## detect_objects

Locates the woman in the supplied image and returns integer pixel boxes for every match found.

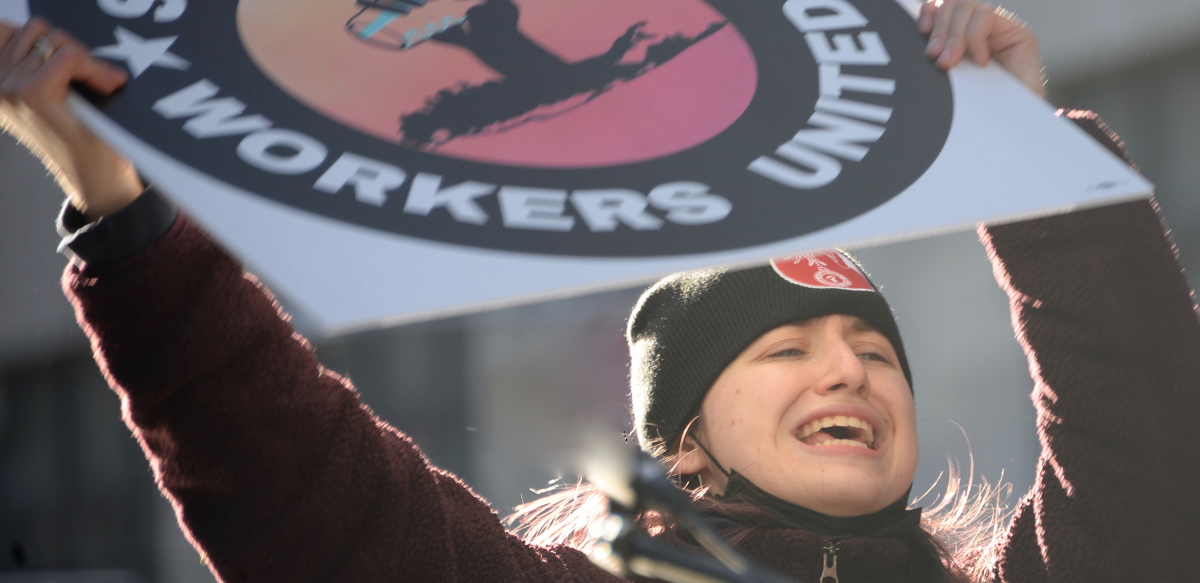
[2,1,1197,581]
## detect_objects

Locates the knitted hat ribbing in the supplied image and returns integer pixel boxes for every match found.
[627,251,911,451]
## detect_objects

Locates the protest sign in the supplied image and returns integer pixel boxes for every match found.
[0,0,1152,333]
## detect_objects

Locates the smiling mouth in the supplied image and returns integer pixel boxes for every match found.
[796,416,876,450]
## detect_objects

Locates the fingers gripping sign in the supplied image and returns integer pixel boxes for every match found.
[918,0,1045,97]
[0,17,142,219]
[1,22,124,129]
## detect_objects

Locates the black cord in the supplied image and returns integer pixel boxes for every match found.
[691,436,733,478]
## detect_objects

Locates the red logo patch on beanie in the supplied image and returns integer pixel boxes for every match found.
[770,252,875,291]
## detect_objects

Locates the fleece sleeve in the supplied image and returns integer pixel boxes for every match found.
[63,217,624,583]
[983,114,1200,582]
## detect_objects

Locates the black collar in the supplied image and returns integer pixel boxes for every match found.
[712,473,922,539]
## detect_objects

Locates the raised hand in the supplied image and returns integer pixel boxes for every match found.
[0,17,142,220]
[919,0,1046,97]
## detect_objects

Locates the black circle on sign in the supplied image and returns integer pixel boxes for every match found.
[33,0,952,257]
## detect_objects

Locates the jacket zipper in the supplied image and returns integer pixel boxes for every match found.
[820,539,840,583]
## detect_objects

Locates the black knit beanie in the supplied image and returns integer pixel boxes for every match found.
[627,251,912,451]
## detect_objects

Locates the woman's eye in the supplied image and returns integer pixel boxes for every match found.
[769,348,805,358]
[859,352,889,363]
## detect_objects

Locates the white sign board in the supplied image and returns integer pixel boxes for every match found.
[1,0,1151,334]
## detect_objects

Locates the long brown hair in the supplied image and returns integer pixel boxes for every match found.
[506,429,1013,583]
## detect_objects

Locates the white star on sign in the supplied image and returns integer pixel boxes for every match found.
[92,27,190,78]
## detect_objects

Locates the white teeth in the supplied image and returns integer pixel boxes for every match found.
[797,415,875,447]
[830,438,868,448]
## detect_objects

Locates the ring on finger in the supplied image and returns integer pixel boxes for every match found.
[32,36,54,63]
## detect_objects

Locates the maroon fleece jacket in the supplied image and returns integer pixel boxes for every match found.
[62,117,1200,582]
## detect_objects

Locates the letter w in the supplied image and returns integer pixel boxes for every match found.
[791,111,884,162]
[152,80,273,138]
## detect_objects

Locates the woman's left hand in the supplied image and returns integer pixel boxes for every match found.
[919,0,1046,97]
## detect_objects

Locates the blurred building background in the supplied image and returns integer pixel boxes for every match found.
[1,1,1198,580]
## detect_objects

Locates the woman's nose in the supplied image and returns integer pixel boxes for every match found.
[815,340,871,398]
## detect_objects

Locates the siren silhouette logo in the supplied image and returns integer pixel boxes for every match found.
[32,0,952,257]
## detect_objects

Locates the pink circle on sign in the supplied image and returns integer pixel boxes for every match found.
[238,0,758,169]
[770,252,875,291]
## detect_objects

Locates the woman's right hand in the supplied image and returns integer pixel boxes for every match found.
[1,17,142,220]
[918,0,1046,97]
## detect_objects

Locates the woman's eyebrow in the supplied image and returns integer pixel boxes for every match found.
[847,318,881,335]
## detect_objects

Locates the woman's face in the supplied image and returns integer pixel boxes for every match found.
[678,314,918,517]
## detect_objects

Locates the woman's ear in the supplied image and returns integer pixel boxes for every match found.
[669,429,731,495]
[671,434,711,476]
